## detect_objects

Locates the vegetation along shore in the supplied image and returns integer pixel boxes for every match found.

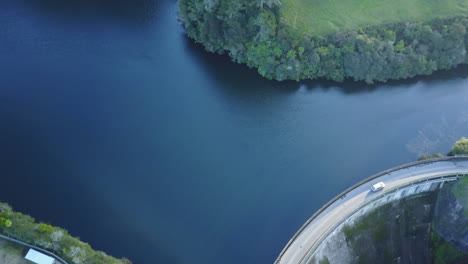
[178,0,468,83]
[0,203,130,264]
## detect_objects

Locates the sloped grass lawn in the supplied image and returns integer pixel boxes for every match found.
[0,239,30,264]
[281,0,468,35]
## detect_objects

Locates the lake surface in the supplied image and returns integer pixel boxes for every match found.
[1,1,468,263]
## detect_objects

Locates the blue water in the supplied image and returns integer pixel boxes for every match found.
[1,1,468,263]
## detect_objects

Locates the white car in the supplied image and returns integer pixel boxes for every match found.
[371,182,385,192]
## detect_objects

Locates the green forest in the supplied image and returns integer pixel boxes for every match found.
[178,0,468,83]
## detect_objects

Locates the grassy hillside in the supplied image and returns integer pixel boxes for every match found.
[281,0,468,34]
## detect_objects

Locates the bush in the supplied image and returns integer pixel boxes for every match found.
[450,137,468,155]
[418,153,444,160]
[38,223,54,233]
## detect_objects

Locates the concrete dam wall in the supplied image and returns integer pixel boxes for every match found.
[309,179,468,264]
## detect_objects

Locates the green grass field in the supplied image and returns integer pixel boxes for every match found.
[281,0,468,35]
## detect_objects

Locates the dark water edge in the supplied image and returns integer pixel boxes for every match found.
[186,35,468,94]
[1,1,468,264]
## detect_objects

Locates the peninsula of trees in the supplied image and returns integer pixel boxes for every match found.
[178,0,468,83]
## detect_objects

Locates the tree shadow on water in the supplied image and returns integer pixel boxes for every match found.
[183,34,468,96]
[302,64,468,95]
[182,36,301,98]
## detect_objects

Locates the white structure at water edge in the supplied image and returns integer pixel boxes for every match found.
[25,249,56,264]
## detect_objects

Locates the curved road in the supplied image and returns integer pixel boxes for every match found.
[275,156,468,264]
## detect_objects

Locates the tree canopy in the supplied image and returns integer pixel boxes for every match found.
[451,137,468,155]
[178,0,468,83]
